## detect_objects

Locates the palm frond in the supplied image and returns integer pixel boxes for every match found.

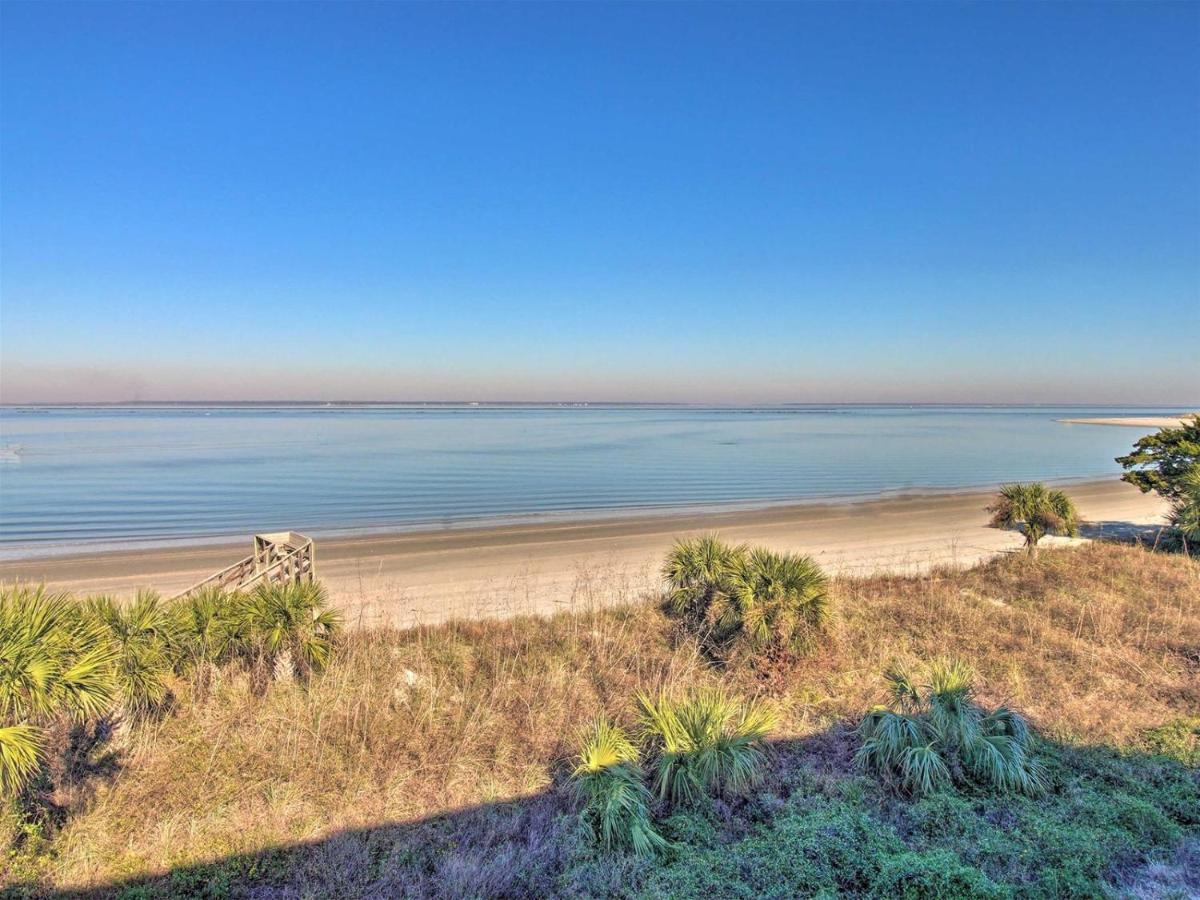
[0,723,43,797]
[884,665,922,712]
[899,743,952,796]
[574,717,639,775]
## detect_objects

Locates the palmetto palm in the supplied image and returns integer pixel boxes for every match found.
[571,717,665,856]
[172,586,248,694]
[87,591,180,719]
[662,535,828,659]
[729,547,829,654]
[662,534,745,642]
[0,586,117,795]
[636,688,777,806]
[855,659,1045,798]
[987,483,1080,556]
[238,582,342,684]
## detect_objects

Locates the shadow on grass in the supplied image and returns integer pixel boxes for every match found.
[14,718,128,843]
[22,724,1200,900]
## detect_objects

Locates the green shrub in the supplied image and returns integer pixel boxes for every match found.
[571,718,665,856]
[662,535,828,659]
[637,688,777,806]
[172,586,245,670]
[1166,467,1200,552]
[986,483,1079,555]
[855,659,1045,797]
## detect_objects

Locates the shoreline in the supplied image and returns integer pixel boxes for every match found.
[0,478,1170,627]
[0,471,1124,563]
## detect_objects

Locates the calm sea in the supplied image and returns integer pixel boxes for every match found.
[0,405,1187,557]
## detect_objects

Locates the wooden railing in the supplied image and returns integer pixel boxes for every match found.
[171,532,315,600]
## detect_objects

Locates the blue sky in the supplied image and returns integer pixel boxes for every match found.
[1,1,1197,403]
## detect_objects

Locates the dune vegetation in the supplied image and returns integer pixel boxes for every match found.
[0,532,1196,898]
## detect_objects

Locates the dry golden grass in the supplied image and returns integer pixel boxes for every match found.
[10,542,1199,893]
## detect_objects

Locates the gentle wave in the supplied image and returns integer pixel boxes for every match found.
[0,405,1186,554]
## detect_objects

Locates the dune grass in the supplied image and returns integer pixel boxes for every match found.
[2,542,1198,897]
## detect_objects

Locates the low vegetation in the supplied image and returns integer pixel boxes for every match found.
[572,718,664,857]
[662,535,829,661]
[855,659,1045,797]
[2,541,1198,897]
[986,482,1079,555]
[1118,414,1200,553]
[636,688,776,808]
[0,582,342,800]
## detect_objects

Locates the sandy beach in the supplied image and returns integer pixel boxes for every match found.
[1058,415,1195,428]
[0,478,1170,627]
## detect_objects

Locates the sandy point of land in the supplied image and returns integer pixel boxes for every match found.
[0,479,1171,629]
[1058,415,1196,428]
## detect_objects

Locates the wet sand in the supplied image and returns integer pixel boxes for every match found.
[0,478,1170,627]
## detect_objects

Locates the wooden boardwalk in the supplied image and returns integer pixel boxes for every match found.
[170,531,315,599]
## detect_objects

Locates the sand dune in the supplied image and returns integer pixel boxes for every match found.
[0,478,1171,628]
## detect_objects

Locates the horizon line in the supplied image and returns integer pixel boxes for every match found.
[3,400,1197,409]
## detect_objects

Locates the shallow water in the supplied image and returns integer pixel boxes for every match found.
[0,404,1186,555]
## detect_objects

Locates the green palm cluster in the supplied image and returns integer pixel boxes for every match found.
[0,581,341,797]
[663,535,829,660]
[855,659,1045,798]
[572,688,776,856]
[986,483,1079,555]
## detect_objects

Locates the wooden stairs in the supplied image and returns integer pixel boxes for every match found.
[171,531,316,600]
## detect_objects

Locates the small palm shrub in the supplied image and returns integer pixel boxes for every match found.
[855,659,1045,797]
[1166,466,1200,553]
[0,587,118,795]
[87,591,180,720]
[238,581,342,686]
[173,586,240,666]
[663,533,746,637]
[636,688,777,806]
[987,483,1079,556]
[730,547,831,655]
[662,535,829,660]
[571,718,666,856]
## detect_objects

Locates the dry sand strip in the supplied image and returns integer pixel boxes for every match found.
[0,479,1170,628]
[1058,415,1195,428]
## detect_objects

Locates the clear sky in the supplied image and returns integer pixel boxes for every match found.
[1,1,1197,404]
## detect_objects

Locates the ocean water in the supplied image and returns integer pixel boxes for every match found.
[0,405,1187,557]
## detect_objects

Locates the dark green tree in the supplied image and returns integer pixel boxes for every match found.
[1116,415,1200,501]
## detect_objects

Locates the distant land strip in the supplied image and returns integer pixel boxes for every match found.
[1058,415,1196,428]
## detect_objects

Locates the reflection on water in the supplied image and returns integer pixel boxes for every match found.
[0,405,1184,554]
